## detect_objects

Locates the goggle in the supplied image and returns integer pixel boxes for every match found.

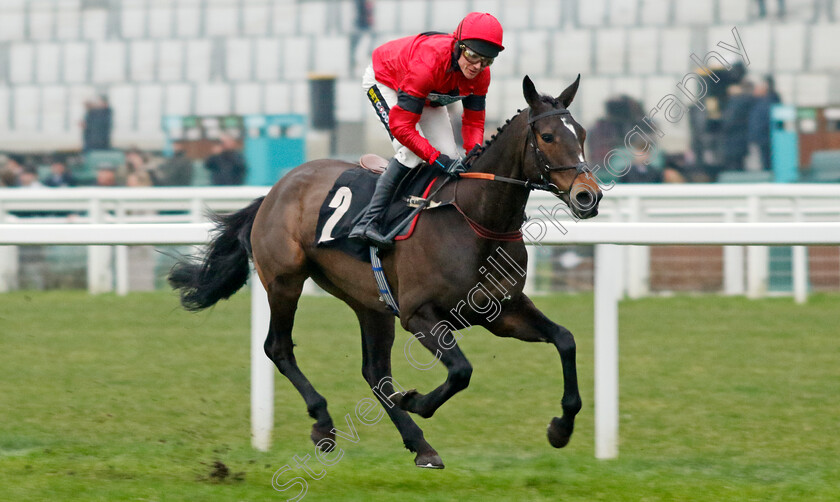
[460,45,494,67]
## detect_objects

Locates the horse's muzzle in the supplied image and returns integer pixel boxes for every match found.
[568,188,601,219]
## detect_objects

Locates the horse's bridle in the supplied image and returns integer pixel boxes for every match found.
[459,108,591,195]
[525,108,591,195]
[448,107,593,239]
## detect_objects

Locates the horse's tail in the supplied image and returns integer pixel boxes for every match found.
[168,196,265,311]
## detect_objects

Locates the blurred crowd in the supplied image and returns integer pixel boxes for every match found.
[588,62,781,184]
[0,137,247,189]
[0,91,247,189]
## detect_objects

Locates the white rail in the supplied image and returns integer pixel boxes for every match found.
[3,221,840,457]
[539,222,840,246]
[0,223,213,245]
[3,184,839,296]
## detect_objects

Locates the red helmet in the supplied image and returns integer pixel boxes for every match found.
[453,12,504,58]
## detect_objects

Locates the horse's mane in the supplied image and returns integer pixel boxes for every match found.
[464,109,521,165]
[465,94,560,166]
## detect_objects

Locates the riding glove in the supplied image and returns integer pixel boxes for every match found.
[432,154,467,177]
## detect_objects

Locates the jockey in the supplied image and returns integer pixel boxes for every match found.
[350,12,504,247]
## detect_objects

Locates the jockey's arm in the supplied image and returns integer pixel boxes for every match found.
[389,91,443,164]
[461,94,486,152]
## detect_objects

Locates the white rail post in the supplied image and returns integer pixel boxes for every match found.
[87,198,113,294]
[524,244,537,295]
[792,198,809,304]
[0,205,19,292]
[625,196,648,299]
[251,270,274,451]
[190,198,203,223]
[792,246,809,304]
[594,243,621,460]
[746,196,768,299]
[723,208,745,295]
[115,202,129,296]
[0,244,17,292]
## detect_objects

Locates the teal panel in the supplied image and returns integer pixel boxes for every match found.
[243,114,307,186]
[770,105,799,183]
[768,246,792,292]
[244,137,272,185]
[771,131,799,182]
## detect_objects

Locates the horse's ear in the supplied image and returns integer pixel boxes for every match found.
[557,74,581,108]
[522,75,540,108]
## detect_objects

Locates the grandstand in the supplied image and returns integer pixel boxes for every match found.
[0,0,837,158]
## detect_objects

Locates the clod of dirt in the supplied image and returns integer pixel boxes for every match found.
[209,461,230,480]
[205,460,245,483]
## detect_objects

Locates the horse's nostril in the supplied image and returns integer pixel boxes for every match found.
[574,191,593,210]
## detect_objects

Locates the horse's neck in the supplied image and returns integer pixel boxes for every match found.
[457,118,531,232]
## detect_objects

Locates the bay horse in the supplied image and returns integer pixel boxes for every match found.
[169,76,602,468]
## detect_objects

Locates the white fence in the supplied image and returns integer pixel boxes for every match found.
[2,184,840,296]
[529,184,840,298]
[3,219,840,457]
[0,186,268,293]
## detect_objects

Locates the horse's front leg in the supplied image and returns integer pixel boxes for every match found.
[391,304,473,419]
[484,295,582,448]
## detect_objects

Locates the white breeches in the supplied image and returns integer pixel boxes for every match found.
[362,64,460,168]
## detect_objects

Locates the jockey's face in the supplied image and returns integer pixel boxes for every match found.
[458,54,484,79]
[457,46,493,80]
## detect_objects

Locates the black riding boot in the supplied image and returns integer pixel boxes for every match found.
[349,158,412,247]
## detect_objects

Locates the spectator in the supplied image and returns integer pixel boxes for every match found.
[0,154,25,187]
[600,134,686,185]
[755,0,786,18]
[81,95,113,152]
[721,81,755,174]
[688,62,748,179]
[811,0,834,21]
[622,146,665,183]
[747,76,781,172]
[0,169,15,187]
[43,159,76,187]
[150,141,193,186]
[588,95,646,169]
[204,135,247,185]
[355,0,372,30]
[96,164,118,187]
[18,166,45,189]
[124,148,154,187]
[625,148,687,184]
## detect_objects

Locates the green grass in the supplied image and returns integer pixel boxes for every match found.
[1,291,839,501]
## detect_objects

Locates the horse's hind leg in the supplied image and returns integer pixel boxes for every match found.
[264,272,335,447]
[355,308,443,468]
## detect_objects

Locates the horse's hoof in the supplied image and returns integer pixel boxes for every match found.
[415,451,444,469]
[547,416,574,448]
[311,424,336,450]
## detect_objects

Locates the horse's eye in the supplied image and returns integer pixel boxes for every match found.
[540,133,554,143]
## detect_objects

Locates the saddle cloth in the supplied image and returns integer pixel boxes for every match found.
[314,159,445,262]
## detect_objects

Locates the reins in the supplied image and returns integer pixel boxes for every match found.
[457,171,554,192]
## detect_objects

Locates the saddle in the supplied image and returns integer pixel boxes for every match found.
[314,155,450,262]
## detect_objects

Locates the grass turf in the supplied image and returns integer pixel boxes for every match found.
[1,290,838,501]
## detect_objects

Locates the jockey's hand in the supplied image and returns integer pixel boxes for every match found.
[433,154,467,177]
[467,144,483,158]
